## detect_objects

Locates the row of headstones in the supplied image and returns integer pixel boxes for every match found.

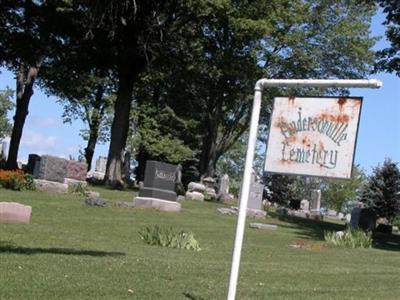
[27,154,87,182]
[299,190,321,212]
[133,160,266,214]
[25,154,88,193]
[87,154,131,182]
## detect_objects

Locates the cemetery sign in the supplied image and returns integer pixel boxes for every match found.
[264,96,362,179]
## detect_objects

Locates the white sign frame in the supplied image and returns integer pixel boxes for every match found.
[264,96,362,179]
[227,79,382,300]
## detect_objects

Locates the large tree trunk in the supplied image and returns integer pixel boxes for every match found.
[104,68,135,187]
[6,62,41,170]
[135,146,149,183]
[199,109,220,178]
[84,85,104,171]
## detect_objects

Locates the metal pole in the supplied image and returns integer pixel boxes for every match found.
[227,78,382,300]
[227,89,262,300]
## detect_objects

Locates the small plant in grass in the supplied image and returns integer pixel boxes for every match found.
[392,216,400,228]
[324,228,372,248]
[139,225,201,251]
[0,169,35,191]
[68,182,88,196]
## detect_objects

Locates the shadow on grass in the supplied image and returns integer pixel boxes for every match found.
[0,242,125,257]
[276,215,345,241]
[371,232,400,252]
[274,215,400,251]
[183,292,205,300]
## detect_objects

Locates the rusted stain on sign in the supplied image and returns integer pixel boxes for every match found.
[264,96,362,179]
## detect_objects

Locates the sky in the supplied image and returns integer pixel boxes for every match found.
[0,10,399,174]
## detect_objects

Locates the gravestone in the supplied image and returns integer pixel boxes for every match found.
[33,155,67,183]
[300,199,310,211]
[186,181,206,201]
[66,160,87,181]
[174,164,185,196]
[95,156,107,173]
[238,176,266,219]
[0,202,32,223]
[26,154,41,174]
[0,139,8,160]
[218,174,232,202]
[134,160,181,211]
[248,182,264,210]
[202,177,217,200]
[219,174,230,195]
[310,189,321,212]
[349,207,376,231]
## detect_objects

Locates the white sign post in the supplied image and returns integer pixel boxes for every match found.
[227,79,382,300]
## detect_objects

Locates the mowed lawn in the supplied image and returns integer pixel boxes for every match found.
[1,187,399,300]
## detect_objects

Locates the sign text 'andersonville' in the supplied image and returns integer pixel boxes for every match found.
[264,96,362,179]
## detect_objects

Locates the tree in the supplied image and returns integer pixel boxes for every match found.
[72,1,174,187]
[0,88,14,139]
[361,158,400,223]
[322,165,366,211]
[129,101,194,181]
[40,65,115,171]
[264,174,300,206]
[375,0,400,76]
[144,0,377,179]
[0,0,74,169]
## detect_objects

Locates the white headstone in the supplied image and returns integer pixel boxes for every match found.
[95,156,107,173]
[310,189,321,211]
[300,199,310,211]
[219,174,230,196]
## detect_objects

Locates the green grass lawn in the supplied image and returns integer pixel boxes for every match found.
[1,187,399,300]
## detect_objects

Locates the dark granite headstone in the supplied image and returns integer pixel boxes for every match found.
[358,209,376,231]
[350,207,376,231]
[138,160,177,201]
[33,155,67,183]
[26,154,41,174]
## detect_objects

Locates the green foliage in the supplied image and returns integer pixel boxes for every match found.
[322,165,367,211]
[139,225,201,251]
[0,170,35,191]
[264,174,300,206]
[361,158,400,223]
[2,187,400,298]
[67,182,88,196]
[217,131,267,195]
[0,88,14,139]
[130,104,193,164]
[375,0,400,76]
[392,216,400,228]
[324,229,372,249]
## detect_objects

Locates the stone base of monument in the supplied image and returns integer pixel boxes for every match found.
[246,208,267,219]
[216,207,266,219]
[133,197,181,212]
[64,178,87,188]
[34,179,68,193]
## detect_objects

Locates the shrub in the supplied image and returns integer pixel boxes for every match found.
[0,169,35,191]
[68,182,88,195]
[139,225,201,251]
[392,216,400,228]
[361,158,400,223]
[324,229,372,249]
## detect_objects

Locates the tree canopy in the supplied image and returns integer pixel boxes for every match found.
[0,88,14,139]
[375,0,400,76]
